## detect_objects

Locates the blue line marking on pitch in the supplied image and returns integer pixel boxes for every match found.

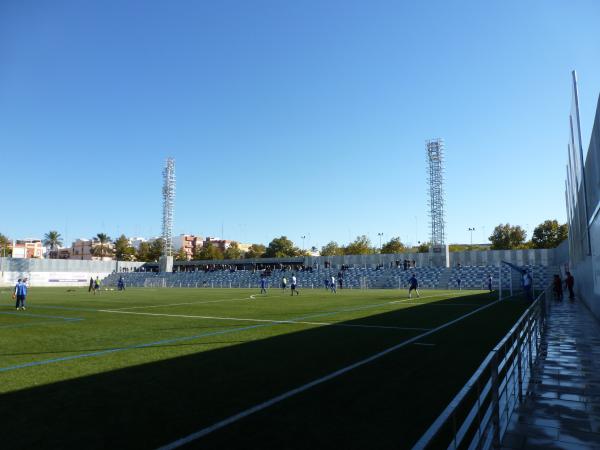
[0,321,82,330]
[0,311,83,322]
[0,323,266,373]
[0,295,451,373]
[26,305,100,313]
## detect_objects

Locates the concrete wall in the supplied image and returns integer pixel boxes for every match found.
[305,248,554,268]
[567,94,600,319]
[574,210,600,318]
[450,248,555,267]
[305,252,432,268]
[554,239,569,267]
[176,248,558,270]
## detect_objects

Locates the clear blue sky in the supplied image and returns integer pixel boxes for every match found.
[1,0,599,250]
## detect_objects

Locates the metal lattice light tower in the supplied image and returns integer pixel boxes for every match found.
[162,158,176,257]
[426,139,446,245]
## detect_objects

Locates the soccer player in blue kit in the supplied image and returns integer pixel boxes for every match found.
[408,274,420,298]
[13,278,28,310]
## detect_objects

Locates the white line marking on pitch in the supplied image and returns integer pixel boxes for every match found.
[155,298,503,450]
[109,291,464,312]
[107,296,257,311]
[399,302,484,307]
[389,292,465,304]
[98,310,430,331]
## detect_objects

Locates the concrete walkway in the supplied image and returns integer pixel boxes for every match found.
[502,298,600,450]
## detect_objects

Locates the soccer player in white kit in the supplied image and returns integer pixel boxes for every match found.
[290,274,299,296]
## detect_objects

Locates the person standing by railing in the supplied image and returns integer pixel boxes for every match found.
[553,274,563,301]
[565,271,575,300]
[523,271,533,301]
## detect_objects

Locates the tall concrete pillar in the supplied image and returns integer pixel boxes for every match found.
[159,256,173,273]
[430,244,450,267]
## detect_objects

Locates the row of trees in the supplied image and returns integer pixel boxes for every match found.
[175,241,252,261]
[488,220,568,250]
[43,231,167,261]
[175,237,299,261]
[177,235,410,260]
[114,219,569,261]
[0,219,568,262]
[318,220,567,255]
[174,219,567,261]
[319,235,408,256]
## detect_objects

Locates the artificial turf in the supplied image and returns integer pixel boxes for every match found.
[0,287,528,449]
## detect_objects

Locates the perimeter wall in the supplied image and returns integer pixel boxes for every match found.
[0,258,144,287]
[567,93,600,318]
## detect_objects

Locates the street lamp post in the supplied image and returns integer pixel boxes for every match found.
[468,227,476,247]
[301,235,306,251]
[415,216,418,245]
[377,232,384,267]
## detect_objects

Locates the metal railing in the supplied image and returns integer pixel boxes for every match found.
[412,287,549,450]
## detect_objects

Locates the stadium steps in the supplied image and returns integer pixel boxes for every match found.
[102,265,550,291]
[437,267,452,288]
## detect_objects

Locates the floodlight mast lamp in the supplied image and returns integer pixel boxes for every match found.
[162,158,176,257]
[426,139,446,246]
[468,227,476,247]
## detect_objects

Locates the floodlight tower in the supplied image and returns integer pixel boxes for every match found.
[161,157,176,258]
[426,139,446,246]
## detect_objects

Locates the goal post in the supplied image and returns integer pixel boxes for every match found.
[143,277,166,288]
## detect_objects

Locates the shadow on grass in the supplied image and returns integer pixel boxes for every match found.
[0,293,527,450]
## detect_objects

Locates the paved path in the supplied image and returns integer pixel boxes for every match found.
[502,298,600,450]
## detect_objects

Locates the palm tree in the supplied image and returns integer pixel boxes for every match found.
[0,233,9,257]
[94,233,112,259]
[43,231,63,258]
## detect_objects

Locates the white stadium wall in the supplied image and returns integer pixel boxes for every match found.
[1,270,113,287]
[449,248,555,267]
[183,248,559,270]
[0,258,145,287]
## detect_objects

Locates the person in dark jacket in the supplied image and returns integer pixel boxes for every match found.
[565,272,575,300]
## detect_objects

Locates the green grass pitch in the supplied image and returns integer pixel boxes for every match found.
[0,287,528,449]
